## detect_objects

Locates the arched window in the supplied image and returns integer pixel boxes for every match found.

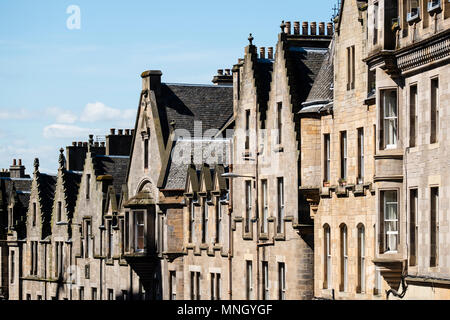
[340,224,348,292]
[357,224,365,293]
[323,224,331,289]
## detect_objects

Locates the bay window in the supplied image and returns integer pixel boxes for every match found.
[380,190,399,253]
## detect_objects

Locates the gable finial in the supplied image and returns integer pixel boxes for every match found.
[88,134,94,152]
[280,20,286,34]
[248,33,254,46]
[58,148,66,168]
[33,158,39,173]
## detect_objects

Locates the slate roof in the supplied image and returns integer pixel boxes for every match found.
[62,170,81,220]
[156,84,234,142]
[304,46,334,103]
[0,177,32,210]
[93,155,129,196]
[255,59,273,127]
[286,46,329,109]
[162,139,230,190]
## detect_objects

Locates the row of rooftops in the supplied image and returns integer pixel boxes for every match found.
[1,19,335,240]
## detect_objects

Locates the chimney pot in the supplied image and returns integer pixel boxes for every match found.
[327,22,333,36]
[294,22,300,35]
[19,159,22,166]
[110,128,115,135]
[268,47,274,59]
[124,129,129,135]
[13,159,16,166]
[225,69,231,76]
[285,21,291,34]
[218,69,224,76]
[319,22,325,35]
[83,142,88,147]
[78,142,83,147]
[260,47,266,59]
[302,22,309,35]
[118,129,123,135]
[131,129,135,136]
[72,141,77,146]
[310,22,317,35]
[94,142,99,147]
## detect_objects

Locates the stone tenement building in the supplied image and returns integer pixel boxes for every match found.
[1,0,450,301]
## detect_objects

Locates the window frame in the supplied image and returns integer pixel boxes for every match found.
[380,89,399,150]
[357,128,364,183]
[430,77,439,144]
[245,180,252,234]
[380,190,399,253]
[134,210,146,253]
[277,177,285,234]
[324,134,331,183]
[430,186,439,267]
[261,179,268,234]
[278,262,286,300]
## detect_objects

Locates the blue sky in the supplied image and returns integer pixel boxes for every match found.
[0,0,336,174]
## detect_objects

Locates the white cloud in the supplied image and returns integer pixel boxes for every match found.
[0,108,31,120]
[43,124,100,139]
[79,102,135,123]
[45,107,78,124]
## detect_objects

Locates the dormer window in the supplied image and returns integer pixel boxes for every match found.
[407,0,421,23]
[427,0,441,14]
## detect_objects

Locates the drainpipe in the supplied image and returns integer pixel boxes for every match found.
[255,100,260,300]
[228,162,233,300]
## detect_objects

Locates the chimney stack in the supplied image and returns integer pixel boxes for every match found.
[212,68,233,85]
[268,47,274,59]
[118,129,123,136]
[302,22,309,35]
[10,158,25,178]
[94,142,99,147]
[285,21,291,34]
[141,70,162,97]
[260,47,266,59]
[294,22,300,35]
[319,22,325,35]
[125,129,130,135]
[327,22,333,36]
[310,22,317,35]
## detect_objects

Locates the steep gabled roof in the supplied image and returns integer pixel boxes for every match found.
[0,177,32,236]
[254,58,274,128]
[304,44,334,104]
[93,155,129,197]
[157,84,234,141]
[161,139,230,190]
[285,44,329,109]
[36,172,57,238]
[62,170,82,221]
